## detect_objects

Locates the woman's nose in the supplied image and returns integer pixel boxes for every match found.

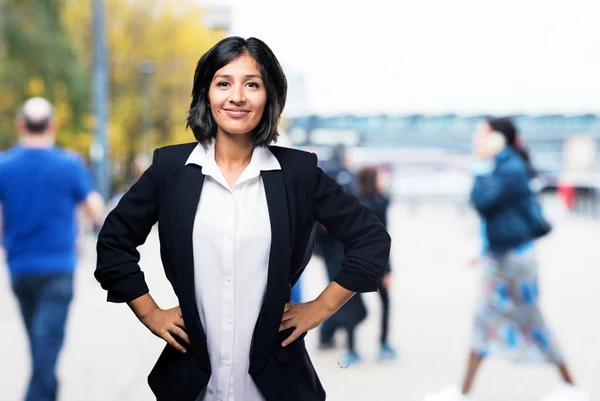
[229,86,245,103]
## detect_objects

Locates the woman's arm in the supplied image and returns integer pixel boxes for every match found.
[94,149,190,353]
[94,149,160,302]
[470,159,529,216]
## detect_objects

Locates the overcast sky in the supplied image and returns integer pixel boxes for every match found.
[206,0,600,115]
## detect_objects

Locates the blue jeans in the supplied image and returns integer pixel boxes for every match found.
[11,273,74,401]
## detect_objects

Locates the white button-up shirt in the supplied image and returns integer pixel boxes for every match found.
[186,142,280,401]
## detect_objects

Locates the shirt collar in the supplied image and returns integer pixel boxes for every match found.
[185,141,281,186]
[186,141,280,170]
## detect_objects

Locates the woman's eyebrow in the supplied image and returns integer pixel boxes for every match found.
[214,74,263,80]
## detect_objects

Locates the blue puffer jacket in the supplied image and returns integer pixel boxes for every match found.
[470,148,534,252]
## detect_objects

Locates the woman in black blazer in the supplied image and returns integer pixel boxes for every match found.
[95,36,391,401]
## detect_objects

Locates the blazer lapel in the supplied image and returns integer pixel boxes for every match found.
[249,169,292,374]
[172,164,211,372]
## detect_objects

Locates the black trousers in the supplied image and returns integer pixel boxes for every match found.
[377,279,390,345]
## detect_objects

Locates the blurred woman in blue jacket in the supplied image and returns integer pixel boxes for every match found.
[425,117,587,401]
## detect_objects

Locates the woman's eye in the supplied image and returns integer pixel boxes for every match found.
[247,82,260,88]
[216,81,230,87]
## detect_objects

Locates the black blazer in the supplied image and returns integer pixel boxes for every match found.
[95,143,391,401]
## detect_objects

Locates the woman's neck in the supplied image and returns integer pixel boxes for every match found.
[214,131,254,168]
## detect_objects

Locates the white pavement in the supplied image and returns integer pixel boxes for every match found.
[1,203,599,401]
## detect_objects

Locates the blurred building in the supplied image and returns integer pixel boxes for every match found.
[286,114,600,174]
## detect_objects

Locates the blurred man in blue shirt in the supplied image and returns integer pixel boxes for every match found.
[0,97,104,401]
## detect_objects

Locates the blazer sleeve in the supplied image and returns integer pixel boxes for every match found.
[311,153,391,293]
[94,149,160,303]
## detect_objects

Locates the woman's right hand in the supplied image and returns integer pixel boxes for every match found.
[473,131,506,159]
[141,306,190,353]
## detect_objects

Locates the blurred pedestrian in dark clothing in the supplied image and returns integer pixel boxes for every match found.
[320,143,356,195]
[315,143,357,276]
[316,144,370,365]
[316,144,357,346]
[355,166,397,361]
[319,166,397,366]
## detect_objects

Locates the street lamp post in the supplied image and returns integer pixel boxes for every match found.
[138,59,155,156]
[92,0,110,200]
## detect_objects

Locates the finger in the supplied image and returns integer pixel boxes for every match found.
[284,303,292,312]
[174,314,186,329]
[280,310,293,322]
[162,332,187,353]
[282,328,302,347]
[175,306,183,318]
[278,319,294,332]
[170,325,190,345]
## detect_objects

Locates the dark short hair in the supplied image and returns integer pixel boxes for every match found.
[187,36,287,147]
[357,166,380,197]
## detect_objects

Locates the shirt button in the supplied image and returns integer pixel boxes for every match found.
[227,319,232,325]
[223,361,230,366]
[224,277,232,283]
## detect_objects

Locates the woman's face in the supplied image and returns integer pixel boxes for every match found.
[472,120,493,148]
[475,121,494,137]
[208,54,267,138]
[473,120,507,158]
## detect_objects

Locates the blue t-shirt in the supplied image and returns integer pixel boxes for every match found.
[0,146,94,277]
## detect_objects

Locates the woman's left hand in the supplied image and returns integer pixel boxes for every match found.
[279,300,331,347]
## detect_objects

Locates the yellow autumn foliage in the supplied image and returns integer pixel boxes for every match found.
[61,0,223,183]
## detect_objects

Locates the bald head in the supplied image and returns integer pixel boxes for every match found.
[18,97,55,135]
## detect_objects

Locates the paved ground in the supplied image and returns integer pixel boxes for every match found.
[1,202,598,401]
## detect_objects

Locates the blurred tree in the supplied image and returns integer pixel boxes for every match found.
[0,0,222,190]
[0,0,88,149]
[63,0,223,188]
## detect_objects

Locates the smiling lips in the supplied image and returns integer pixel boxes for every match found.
[223,109,250,118]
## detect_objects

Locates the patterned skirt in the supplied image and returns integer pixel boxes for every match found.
[471,247,563,364]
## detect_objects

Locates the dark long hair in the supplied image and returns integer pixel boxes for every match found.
[187,37,287,147]
[486,116,536,177]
